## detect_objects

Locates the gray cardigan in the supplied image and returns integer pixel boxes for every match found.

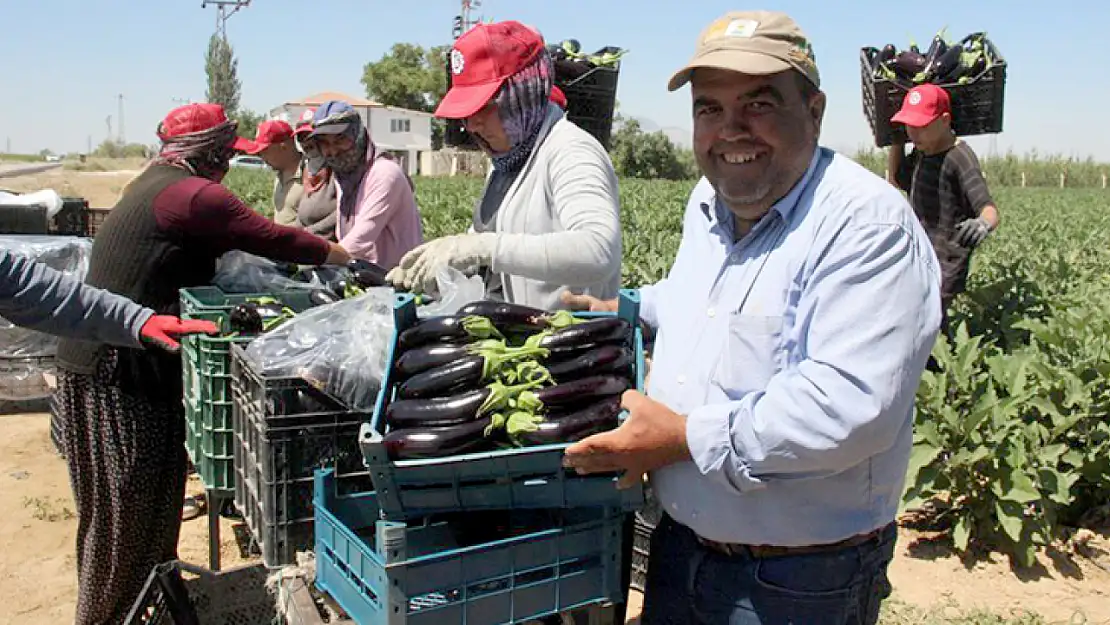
[479,104,623,311]
[0,248,152,348]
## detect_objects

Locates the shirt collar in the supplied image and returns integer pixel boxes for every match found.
[698,146,823,228]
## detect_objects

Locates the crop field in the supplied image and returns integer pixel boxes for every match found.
[225,164,1110,568]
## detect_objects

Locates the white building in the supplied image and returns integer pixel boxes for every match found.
[268,91,433,176]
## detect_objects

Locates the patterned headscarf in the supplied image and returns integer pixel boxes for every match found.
[154,119,239,180]
[487,49,554,172]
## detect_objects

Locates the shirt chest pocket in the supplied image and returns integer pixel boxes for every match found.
[713,313,785,398]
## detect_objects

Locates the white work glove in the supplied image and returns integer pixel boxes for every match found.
[953,217,991,248]
[386,233,497,295]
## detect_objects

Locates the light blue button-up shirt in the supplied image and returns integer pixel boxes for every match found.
[640,147,941,547]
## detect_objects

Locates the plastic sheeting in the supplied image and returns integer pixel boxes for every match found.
[0,235,94,400]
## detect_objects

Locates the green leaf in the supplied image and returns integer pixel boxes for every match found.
[1002,471,1042,504]
[995,500,1025,543]
[953,513,971,551]
[905,443,942,485]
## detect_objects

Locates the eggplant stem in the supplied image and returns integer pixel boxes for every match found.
[461,315,505,341]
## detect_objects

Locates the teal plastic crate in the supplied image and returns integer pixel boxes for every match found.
[313,468,627,625]
[179,286,317,494]
[359,290,646,521]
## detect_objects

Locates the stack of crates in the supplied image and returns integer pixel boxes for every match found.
[178,286,319,569]
[311,290,647,624]
[229,342,375,568]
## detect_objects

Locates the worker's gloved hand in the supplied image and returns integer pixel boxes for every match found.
[953,217,992,248]
[386,233,497,295]
[139,316,219,353]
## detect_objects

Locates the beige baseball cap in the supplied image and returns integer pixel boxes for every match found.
[668,11,820,92]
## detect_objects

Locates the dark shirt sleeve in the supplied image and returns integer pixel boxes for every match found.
[155,178,331,265]
[950,144,995,215]
[894,148,916,193]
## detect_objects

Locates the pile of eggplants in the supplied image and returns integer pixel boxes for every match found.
[379,301,636,460]
[865,30,998,90]
[226,296,299,336]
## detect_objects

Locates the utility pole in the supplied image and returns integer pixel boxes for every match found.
[458,0,481,37]
[202,0,251,40]
[118,94,125,144]
[106,116,112,143]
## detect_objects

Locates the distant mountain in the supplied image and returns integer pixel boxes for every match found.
[618,116,692,149]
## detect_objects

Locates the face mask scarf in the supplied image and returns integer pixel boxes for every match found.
[315,111,370,176]
[488,49,554,172]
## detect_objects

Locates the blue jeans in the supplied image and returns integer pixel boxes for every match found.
[641,514,896,625]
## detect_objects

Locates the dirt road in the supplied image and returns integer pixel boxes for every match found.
[0,163,63,180]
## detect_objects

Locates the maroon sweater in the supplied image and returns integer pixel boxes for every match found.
[57,164,330,397]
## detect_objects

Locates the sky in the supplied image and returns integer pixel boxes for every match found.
[3,0,1109,161]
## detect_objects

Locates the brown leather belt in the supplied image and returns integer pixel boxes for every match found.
[696,526,887,559]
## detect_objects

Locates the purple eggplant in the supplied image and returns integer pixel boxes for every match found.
[456,301,552,333]
[546,345,632,382]
[535,317,629,353]
[397,315,503,351]
[386,387,492,428]
[397,354,484,400]
[528,374,631,411]
[516,396,623,446]
[308,289,341,306]
[394,343,475,379]
[893,51,927,80]
[383,416,493,459]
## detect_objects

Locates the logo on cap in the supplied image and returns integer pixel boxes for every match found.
[451,49,465,75]
[704,17,760,43]
[908,91,922,105]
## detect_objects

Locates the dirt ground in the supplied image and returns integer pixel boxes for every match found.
[0,166,143,208]
[2,413,1108,625]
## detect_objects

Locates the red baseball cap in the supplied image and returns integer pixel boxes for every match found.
[158,103,252,151]
[293,108,317,136]
[550,86,567,109]
[436,20,544,119]
[891,84,951,128]
[240,119,294,154]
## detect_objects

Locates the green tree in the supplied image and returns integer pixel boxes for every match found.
[205,34,241,116]
[609,117,696,180]
[233,109,263,139]
[93,140,150,158]
[361,43,451,147]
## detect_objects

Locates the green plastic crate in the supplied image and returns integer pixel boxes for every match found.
[179,286,317,494]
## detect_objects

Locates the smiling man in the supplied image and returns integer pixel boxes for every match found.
[562,10,942,624]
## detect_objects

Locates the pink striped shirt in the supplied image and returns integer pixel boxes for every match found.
[335,151,424,268]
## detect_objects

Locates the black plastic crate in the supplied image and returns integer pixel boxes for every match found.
[0,196,92,236]
[861,36,1007,147]
[629,483,660,592]
[0,355,54,401]
[123,560,277,625]
[558,65,620,150]
[230,344,374,568]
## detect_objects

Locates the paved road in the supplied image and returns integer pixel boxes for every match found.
[0,162,62,179]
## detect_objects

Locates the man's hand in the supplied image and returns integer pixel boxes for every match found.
[560,291,618,312]
[563,390,690,489]
[139,316,219,353]
[386,233,496,294]
[953,217,991,248]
